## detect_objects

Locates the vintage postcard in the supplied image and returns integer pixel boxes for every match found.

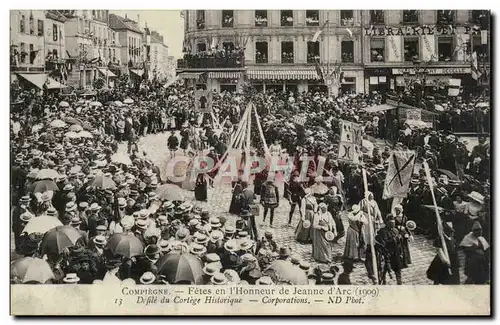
[10,8,491,316]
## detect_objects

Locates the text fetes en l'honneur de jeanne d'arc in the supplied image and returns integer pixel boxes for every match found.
[121,287,377,306]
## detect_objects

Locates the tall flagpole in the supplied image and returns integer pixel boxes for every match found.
[326,11,330,74]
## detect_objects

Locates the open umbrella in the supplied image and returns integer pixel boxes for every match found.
[40,226,83,255]
[36,168,60,180]
[155,183,185,201]
[90,101,103,107]
[263,260,308,285]
[59,101,70,108]
[63,117,83,125]
[90,174,116,189]
[31,180,59,193]
[65,131,81,139]
[105,233,144,258]
[49,119,67,128]
[22,215,63,235]
[156,252,204,284]
[11,257,55,284]
[69,124,83,132]
[124,98,134,104]
[111,152,132,165]
[436,169,459,181]
[27,168,40,179]
[78,130,93,138]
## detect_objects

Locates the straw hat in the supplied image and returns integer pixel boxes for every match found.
[139,272,156,285]
[325,231,335,241]
[468,191,485,204]
[255,276,274,285]
[93,235,107,246]
[210,273,228,285]
[202,262,220,277]
[63,273,80,284]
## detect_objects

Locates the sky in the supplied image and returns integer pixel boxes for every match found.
[111,10,184,59]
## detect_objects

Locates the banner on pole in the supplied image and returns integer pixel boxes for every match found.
[405,109,422,121]
[382,150,416,199]
[194,90,213,113]
[337,141,360,163]
[293,115,307,126]
[339,120,362,145]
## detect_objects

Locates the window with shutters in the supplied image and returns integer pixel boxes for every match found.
[307,42,320,63]
[29,44,35,64]
[341,41,354,63]
[438,37,453,62]
[370,38,385,62]
[281,41,294,63]
[29,13,34,35]
[20,43,26,63]
[255,42,268,63]
[196,10,205,30]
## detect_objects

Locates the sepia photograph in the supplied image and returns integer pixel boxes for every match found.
[9,7,491,316]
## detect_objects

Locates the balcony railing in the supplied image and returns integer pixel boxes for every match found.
[255,17,268,27]
[178,51,245,68]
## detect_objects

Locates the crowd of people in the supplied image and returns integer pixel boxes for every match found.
[10,76,490,286]
[180,47,245,69]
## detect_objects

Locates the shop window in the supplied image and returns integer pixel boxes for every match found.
[402,10,418,24]
[307,41,320,63]
[438,37,453,62]
[341,83,356,94]
[370,10,384,24]
[37,20,44,36]
[306,10,319,26]
[20,15,25,33]
[256,42,268,63]
[404,38,419,62]
[222,10,234,28]
[341,10,353,26]
[255,10,268,27]
[53,24,58,42]
[281,41,294,63]
[437,10,454,25]
[341,41,354,63]
[222,42,234,52]
[281,10,293,27]
[196,43,206,53]
[370,38,385,62]
[196,10,205,30]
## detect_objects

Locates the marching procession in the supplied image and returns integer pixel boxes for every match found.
[10,72,491,286]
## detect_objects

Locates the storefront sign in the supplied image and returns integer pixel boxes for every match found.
[364,25,481,37]
[406,109,422,121]
[392,67,471,75]
[365,68,392,75]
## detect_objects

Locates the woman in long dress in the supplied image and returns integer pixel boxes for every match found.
[393,204,412,266]
[343,204,366,262]
[181,152,197,191]
[194,173,209,201]
[295,201,314,244]
[359,191,384,232]
[311,203,336,263]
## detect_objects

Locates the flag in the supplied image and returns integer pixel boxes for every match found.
[345,27,353,38]
[448,79,461,96]
[312,20,329,42]
[481,30,488,45]
[471,51,482,80]
[382,150,416,199]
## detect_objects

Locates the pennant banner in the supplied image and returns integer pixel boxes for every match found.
[382,150,416,199]
[337,141,360,163]
[339,120,362,145]
[386,36,402,62]
[194,90,213,113]
[421,35,436,61]
[454,33,470,61]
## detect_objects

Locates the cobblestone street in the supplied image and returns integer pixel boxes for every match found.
[118,131,469,285]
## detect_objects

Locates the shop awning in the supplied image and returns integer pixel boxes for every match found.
[17,73,66,90]
[98,68,117,78]
[178,72,205,79]
[247,68,320,80]
[130,69,144,77]
[208,71,242,79]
